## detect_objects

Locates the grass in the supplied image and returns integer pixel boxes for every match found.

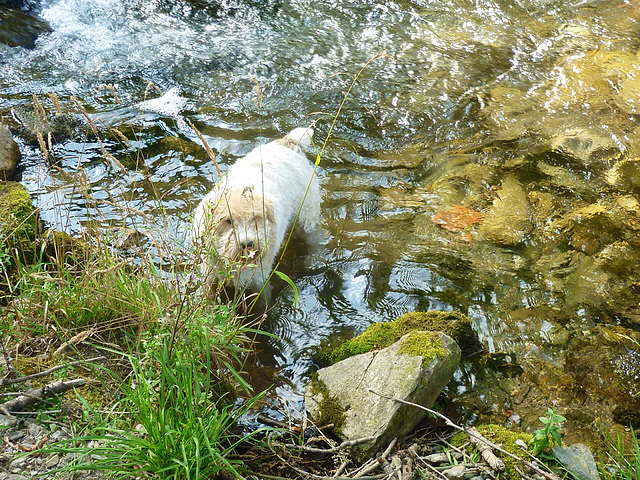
[38,325,264,479]
[0,87,278,478]
[3,227,267,477]
[601,427,640,480]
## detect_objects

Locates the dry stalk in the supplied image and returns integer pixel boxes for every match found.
[187,119,221,177]
[71,96,127,173]
[98,83,122,103]
[144,81,163,99]
[53,329,98,356]
[109,127,131,147]
[251,76,263,109]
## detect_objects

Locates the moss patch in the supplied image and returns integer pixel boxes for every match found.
[0,182,40,281]
[452,424,533,480]
[316,311,477,366]
[308,374,347,437]
[397,331,446,363]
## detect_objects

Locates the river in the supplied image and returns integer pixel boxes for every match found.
[2,0,639,442]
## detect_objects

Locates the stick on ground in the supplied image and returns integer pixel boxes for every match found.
[0,379,86,415]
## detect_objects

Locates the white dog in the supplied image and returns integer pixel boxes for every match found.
[192,127,320,293]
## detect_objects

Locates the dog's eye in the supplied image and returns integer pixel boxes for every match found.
[223,218,232,226]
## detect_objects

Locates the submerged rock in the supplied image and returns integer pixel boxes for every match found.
[8,103,84,147]
[0,124,20,180]
[480,176,531,246]
[548,127,620,166]
[0,6,51,48]
[604,156,640,191]
[552,444,600,480]
[554,203,621,255]
[305,331,461,461]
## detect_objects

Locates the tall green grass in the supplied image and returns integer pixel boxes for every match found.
[39,321,264,479]
[601,428,640,480]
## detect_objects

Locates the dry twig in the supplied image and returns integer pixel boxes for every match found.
[468,427,506,471]
[369,389,561,480]
[1,356,105,385]
[1,379,86,415]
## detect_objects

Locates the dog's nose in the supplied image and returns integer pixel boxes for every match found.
[241,240,254,250]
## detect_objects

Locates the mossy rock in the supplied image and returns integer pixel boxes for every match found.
[307,374,347,437]
[0,181,40,274]
[315,311,479,366]
[42,229,98,269]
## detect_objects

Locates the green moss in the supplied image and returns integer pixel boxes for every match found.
[309,374,347,437]
[0,181,40,276]
[469,425,533,480]
[42,229,97,269]
[397,331,446,362]
[316,311,477,366]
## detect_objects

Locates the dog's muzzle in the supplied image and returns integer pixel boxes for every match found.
[240,240,259,261]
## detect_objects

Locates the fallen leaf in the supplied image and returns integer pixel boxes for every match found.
[431,205,483,232]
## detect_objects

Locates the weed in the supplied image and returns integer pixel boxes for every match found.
[530,407,566,457]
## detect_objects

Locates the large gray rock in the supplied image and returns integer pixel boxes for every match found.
[552,443,600,480]
[305,331,461,461]
[0,124,20,180]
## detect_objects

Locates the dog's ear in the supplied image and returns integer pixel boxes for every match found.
[262,197,276,224]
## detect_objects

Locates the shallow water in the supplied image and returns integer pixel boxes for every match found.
[3,0,640,433]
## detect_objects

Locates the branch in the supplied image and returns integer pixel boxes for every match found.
[285,435,378,455]
[468,427,505,471]
[1,379,86,415]
[368,389,561,480]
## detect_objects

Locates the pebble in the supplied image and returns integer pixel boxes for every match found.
[0,417,104,480]
[443,464,467,480]
[424,452,450,464]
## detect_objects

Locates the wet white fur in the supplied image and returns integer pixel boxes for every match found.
[192,127,320,292]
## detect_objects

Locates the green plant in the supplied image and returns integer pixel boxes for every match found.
[530,407,566,457]
[601,427,640,480]
[38,321,265,479]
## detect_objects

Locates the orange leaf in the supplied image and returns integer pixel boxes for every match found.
[431,205,483,232]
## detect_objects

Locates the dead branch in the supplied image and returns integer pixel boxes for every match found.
[0,378,86,415]
[285,435,378,455]
[257,412,301,434]
[0,356,105,386]
[468,427,506,471]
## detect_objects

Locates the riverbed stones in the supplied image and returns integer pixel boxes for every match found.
[305,331,461,461]
[0,124,20,180]
[9,103,83,146]
[604,156,640,191]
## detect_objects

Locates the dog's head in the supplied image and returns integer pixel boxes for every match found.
[198,186,276,266]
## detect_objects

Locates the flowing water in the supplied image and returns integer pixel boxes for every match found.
[3,0,640,438]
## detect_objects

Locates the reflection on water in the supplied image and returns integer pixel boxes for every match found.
[3,0,640,435]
